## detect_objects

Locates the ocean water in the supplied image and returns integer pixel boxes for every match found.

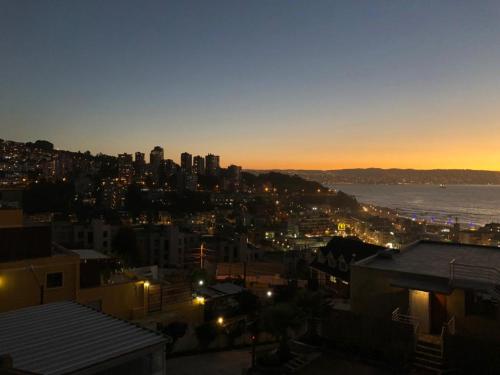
[331,184,500,226]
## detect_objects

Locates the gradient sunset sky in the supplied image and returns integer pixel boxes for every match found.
[2,0,500,170]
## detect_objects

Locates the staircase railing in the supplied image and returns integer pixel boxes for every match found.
[439,316,456,354]
[392,307,420,350]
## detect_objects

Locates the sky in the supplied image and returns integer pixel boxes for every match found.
[2,0,500,170]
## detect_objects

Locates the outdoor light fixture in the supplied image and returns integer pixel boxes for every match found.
[144,281,150,288]
[194,296,205,305]
[266,290,273,298]
[198,280,204,286]
[217,316,224,325]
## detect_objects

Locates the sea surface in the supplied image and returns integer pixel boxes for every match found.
[330,184,500,226]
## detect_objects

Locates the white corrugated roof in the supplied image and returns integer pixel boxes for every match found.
[0,301,166,374]
[70,249,110,259]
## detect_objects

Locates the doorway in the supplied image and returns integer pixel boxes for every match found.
[430,292,447,334]
[409,289,430,334]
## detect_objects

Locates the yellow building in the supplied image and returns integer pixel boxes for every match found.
[0,226,149,320]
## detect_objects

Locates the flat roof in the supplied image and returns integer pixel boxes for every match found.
[0,301,166,375]
[359,241,500,279]
[70,249,110,260]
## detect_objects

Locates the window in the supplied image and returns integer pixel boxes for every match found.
[46,272,63,288]
[465,291,496,319]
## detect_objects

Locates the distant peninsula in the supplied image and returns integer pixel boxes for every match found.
[246,168,500,185]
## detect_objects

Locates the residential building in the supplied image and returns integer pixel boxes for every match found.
[118,153,134,183]
[136,225,200,269]
[310,236,383,297]
[205,154,220,176]
[0,225,150,320]
[193,155,205,175]
[180,152,192,173]
[134,152,146,177]
[350,240,500,371]
[149,146,164,181]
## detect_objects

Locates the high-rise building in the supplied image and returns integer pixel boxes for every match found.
[164,159,178,176]
[193,155,205,175]
[149,146,164,181]
[117,153,133,183]
[134,152,146,177]
[180,152,192,173]
[227,164,242,182]
[205,154,220,176]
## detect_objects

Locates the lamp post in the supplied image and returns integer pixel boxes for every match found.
[200,243,204,270]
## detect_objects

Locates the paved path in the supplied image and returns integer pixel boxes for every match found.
[165,348,254,375]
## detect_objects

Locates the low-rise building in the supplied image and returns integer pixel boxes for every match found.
[0,301,167,375]
[350,240,500,371]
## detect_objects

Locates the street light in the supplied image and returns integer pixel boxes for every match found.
[217,316,224,325]
[198,280,204,286]
[266,290,273,298]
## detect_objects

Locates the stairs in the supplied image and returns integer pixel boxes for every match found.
[414,338,446,374]
[283,352,321,373]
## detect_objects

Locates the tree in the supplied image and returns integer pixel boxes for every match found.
[111,226,141,266]
[294,290,324,342]
[162,321,187,353]
[261,303,302,362]
[195,322,218,349]
[125,184,143,219]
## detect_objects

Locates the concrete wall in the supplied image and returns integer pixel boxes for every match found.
[350,264,408,318]
[78,281,146,320]
[0,209,23,227]
[447,289,500,341]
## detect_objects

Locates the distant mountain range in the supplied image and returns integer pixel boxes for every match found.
[245,169,500,185]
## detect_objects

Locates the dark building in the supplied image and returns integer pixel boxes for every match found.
[205,154,220,176]
[193,155,205,175]
[180,152,192,173]
[309,236,384,296]
[134,152,146,176]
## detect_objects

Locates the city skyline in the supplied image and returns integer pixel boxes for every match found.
[2,1,500,170]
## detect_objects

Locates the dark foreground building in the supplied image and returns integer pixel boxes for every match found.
[0,301,167,375]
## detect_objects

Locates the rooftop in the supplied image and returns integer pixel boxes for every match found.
[0,301,166,375]
[358,240,500,279]
[70,249,110,260]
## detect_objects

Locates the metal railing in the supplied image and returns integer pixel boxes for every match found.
[450,259,500,286]
[391,307,420,326]
[392,307,420,350]
[439,316,456,354]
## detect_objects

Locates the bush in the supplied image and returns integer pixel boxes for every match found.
[195,322,218,349]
